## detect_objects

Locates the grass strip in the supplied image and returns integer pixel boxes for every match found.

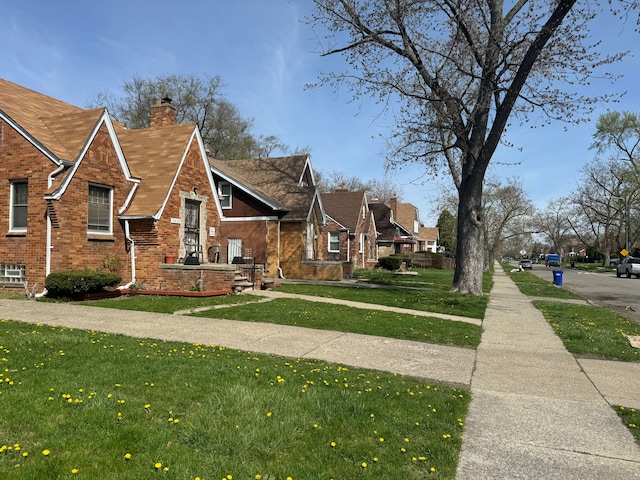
[80,293,260,313]
[274,284,488,319]
[614,406,640,444]
[534,301,640,361]
[190,298,482,348]
[501,263,583,299]
[0,319,469,479]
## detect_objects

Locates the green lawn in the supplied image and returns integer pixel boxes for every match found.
[190,298,482,348]
[501,263,583,299]
[0,319,469,479]
[274,283,488,319]
[534,301,640,362]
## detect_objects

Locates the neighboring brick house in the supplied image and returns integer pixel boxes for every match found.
[320,188,377,270]
[368,201,415,256]
[209,155,342,280]
[418,226,440,253]
[0,78,237,294]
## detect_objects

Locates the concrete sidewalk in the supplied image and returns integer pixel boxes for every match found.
[456,267,640,479]
[0,296,476,386]
[1,269,639,478]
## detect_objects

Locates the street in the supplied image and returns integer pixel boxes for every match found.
[528,265,640,324]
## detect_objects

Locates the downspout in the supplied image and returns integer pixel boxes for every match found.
[35,164,66,297]
[346,231,350,263]
[277,220,285,278]
[118,220,136,289]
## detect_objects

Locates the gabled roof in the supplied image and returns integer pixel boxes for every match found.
[209,155,322,221]
[419,226,439,242]
[369,202,412,242]
[321,189,367,230]
[0,78,96,162]
[120,123,201,217]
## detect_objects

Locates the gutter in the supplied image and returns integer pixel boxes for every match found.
[118,220,136,289]
[36,164,66,298]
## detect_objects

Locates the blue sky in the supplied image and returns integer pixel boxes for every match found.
[2,0,639,225]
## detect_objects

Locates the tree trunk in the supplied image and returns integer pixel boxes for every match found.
[452,177,485,295]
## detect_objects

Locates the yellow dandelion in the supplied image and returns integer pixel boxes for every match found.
[124,453,132,460]
[42,449,50,456]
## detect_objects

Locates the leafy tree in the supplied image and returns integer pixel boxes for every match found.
[436,209,457,254]
[308,0,632,294]
[88,73,288,160]
[591,111,640,175]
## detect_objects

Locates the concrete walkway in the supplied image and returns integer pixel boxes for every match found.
[456,267,640,479]
[0,267,639,478]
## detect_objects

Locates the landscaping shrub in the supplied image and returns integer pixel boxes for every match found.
[378,256,402,271]
[391,253,412,268]
[45,269,121,298]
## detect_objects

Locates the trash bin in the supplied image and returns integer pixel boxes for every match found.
[552,270,563,286]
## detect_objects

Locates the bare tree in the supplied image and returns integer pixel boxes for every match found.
[308,0,632,294]
[88,73,288,160]
[317,170,403,204]
[568,158,632,264]
[534,199,574,256]
[483,177,536,268]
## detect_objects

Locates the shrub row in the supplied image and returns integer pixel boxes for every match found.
[45,269,121,298]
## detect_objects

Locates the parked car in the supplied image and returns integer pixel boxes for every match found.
[616,257,640,278]
[519,259,533,270]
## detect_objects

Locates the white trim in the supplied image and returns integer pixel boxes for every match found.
[0,109,62,166]
[328,231,340,253]
[210,164,285,212]
[218,181,232,209]
[9,179,28,232]
[46,110,137,200]
[221,215,280,222]
[87,183,113,235]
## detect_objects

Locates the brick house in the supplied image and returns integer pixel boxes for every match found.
[0,78,239,294]
[320,188,377,271]
[368,200,415,257]
[209,156,342,280]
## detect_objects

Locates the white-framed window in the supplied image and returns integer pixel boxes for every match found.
[218,182,232,209]
[359,233,365,253]
[10,180,28,232]
[88,184,112,234]
[1,263,25,284]
[328,231,340,252]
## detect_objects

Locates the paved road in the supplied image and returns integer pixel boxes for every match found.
[528,265,640,324]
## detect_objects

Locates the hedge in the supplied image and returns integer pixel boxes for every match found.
[45,269,121,298]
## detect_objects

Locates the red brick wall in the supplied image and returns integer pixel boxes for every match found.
[133,136,221,290]
[0,120,135,290]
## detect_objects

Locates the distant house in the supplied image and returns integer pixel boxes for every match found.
[418,226,440,253]
[209,155,341,280]
[0,78,242,294]
[368,201,415,257]
[320,188,377,271]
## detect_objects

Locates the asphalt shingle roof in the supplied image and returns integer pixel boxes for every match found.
[209,155,316,220]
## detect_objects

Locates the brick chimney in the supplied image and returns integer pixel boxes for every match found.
[150,97,176,127]
[389,195,398,216]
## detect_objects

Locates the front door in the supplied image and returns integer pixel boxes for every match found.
[184,200,200,258]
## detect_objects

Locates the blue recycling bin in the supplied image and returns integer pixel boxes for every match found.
[552,270,563,286]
